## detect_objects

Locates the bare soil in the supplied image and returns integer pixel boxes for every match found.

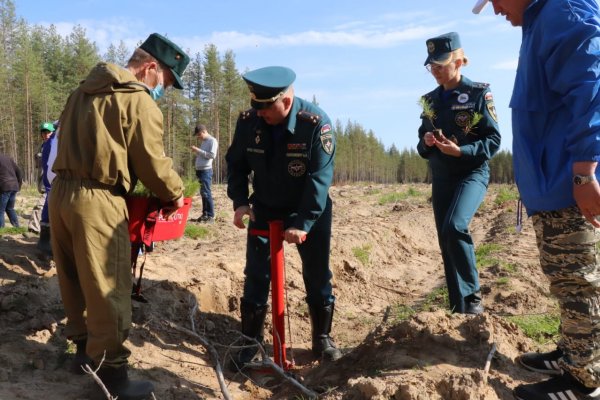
[0,183,558,399]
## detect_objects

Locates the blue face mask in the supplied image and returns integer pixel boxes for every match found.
[148,83,164,101]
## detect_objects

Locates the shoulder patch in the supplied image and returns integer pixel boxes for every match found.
[297,110,321,125]
[471,82,490,90]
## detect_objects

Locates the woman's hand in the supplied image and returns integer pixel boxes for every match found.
[434,132,462,157]
[423,132,436,147]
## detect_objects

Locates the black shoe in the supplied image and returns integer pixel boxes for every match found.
[71,339,93,375]
[464,292,484,315]
[514,373,600,400]
[464,301,484,314]
[519,348,563,375]
[97,365,154,400]
[229,340,263,372]
[312,336,342,361]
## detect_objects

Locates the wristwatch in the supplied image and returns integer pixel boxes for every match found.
[573,174,597,185]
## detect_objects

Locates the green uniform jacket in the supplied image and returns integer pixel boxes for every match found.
[416,76,501,177]
[54,62,183,201]
[226,96,335,233]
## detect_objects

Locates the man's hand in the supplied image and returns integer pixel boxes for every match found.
[162,196,184,219]
[573,161,600,227]
[233,205,255,229]
[574,181,600,228]
[284,228,307,244]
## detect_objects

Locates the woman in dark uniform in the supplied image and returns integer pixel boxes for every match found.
[417,32,501,314]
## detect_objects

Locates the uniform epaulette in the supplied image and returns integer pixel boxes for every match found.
[297,110,321,125]
[239,108,255,120]
[471,82,490,90]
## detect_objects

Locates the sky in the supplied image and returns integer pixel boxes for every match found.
[15,0,522,152]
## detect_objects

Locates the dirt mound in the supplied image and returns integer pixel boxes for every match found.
[0,184,556,399]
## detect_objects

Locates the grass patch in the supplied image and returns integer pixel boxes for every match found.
[476,243,504,269]
[495,186,520,205]
[422,286,450,311]
[184,224,211,240]
[507,313,560,345]
[503,262,518,273]
[352,244,372,266]
[0,226,27,236]
[496,277,510,286]
[392,304,416,322]
[378,187,422,205]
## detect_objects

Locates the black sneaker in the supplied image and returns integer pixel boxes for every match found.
[519,348,563,375]
[514,374,600,400]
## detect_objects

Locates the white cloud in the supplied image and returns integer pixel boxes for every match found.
[180,25,443,53]
[492,59,518,70]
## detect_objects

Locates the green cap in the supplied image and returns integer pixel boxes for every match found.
[39,122,55,132]
[242,66,296,109]
[424,32,462,66]
[140,33,190,90]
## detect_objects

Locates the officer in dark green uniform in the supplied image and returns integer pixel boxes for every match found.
[226,66,341,369]
[416,32,501,314]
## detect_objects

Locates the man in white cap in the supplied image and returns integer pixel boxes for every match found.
[474,0,600,399]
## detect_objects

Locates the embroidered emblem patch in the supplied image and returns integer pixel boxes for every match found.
[320,133,333,154]
[487,101,498,123]
[485,92,494,101]
[288,160,306,177]
[427,41,435,53]
[455,111,470,127]
[457,93,469,104]
[321,124,332,134]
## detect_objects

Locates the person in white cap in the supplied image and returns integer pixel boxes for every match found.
[474,0,600,399]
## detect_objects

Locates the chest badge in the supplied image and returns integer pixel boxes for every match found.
[455,111,470,127]
[288,160,306,177]
[457,93,469,104]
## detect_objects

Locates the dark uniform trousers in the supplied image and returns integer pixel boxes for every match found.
[50,177,132,368]
[431,167,488,313]
[242,196,335,308]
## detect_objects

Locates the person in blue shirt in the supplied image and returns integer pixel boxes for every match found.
[37,121,57,256]
[191,124,218,223]
[417,32,501,315]
[226,66,341,370]
[474,0,600,399]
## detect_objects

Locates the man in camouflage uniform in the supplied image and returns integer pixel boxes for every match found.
[474,0,600,399]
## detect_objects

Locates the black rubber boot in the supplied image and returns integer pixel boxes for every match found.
[71,339,93,375]
[309,303,342,361]
[230,301,268,371]
[464,291,484,315]
[97,365,154,400]
[37,224,52,257]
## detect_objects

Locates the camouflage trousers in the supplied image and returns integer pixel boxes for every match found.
[532,206,600,387]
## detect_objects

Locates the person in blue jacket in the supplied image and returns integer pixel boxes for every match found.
[226,66,341,370]
[37,121,57,256]
[417,32,501,315]
[474,0,600,398]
